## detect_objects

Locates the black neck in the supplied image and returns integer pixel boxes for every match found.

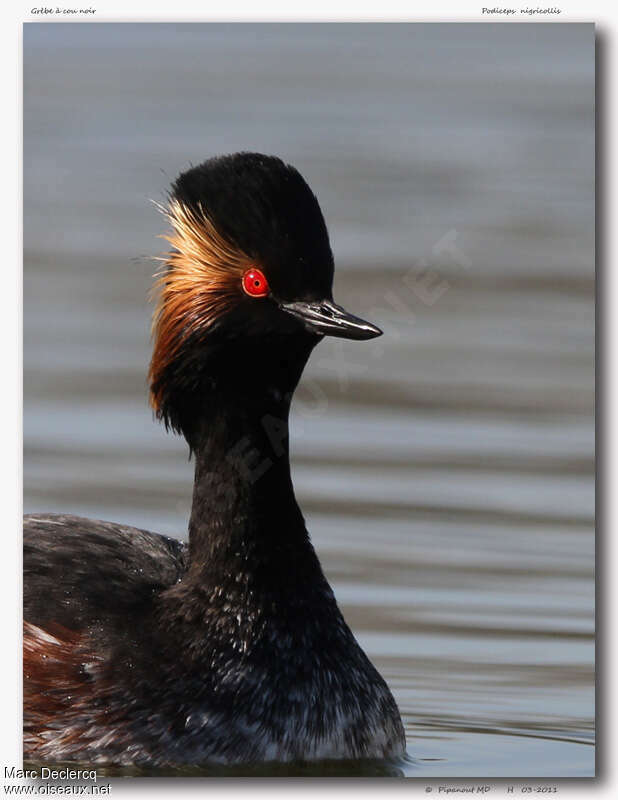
[179,334,325,594]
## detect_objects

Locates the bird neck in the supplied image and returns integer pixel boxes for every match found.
[181,337,322,590]
[155,338,346,670]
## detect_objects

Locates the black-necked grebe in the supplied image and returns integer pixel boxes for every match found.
[23,153,405,766]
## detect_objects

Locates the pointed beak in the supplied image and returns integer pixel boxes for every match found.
[279,298,383,341]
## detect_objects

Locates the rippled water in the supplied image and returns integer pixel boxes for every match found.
[23,23,595,777]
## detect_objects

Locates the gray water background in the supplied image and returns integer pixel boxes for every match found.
[23,23,595,777]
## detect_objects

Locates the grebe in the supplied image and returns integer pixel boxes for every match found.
[23,153,405,766]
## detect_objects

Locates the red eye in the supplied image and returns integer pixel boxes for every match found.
[242,268,269,298]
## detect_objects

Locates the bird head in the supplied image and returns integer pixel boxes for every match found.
[149,153,381,435]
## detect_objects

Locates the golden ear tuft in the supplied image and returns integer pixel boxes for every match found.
[148,199,255,415]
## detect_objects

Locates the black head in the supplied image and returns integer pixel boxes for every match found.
[173,152,334,303]
[149,153,381,437]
